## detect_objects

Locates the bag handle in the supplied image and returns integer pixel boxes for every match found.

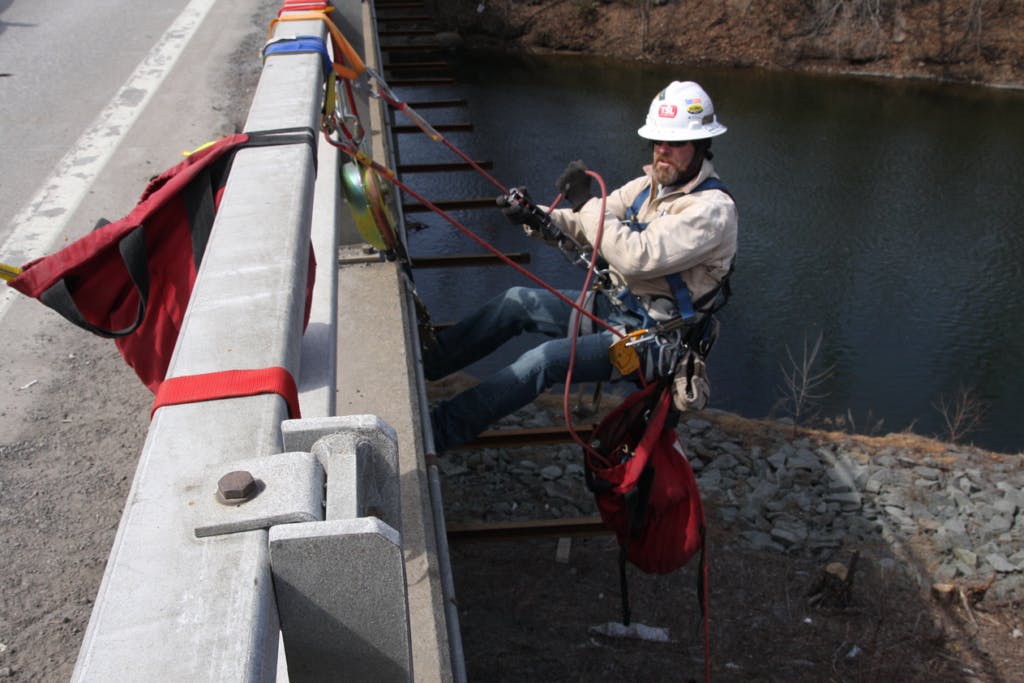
[38,225,150,338]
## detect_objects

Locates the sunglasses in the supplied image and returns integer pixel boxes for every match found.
[650,140,692,148]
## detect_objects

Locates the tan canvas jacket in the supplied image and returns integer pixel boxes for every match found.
[547,159,738,319]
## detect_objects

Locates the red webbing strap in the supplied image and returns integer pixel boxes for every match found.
[151,367,300,419]
[278,1,330,15]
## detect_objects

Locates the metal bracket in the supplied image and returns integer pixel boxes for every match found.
[193,451,324,538]
[281,414,401,532]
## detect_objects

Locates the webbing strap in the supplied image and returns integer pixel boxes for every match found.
[263,35,333,76]
[151,366,301,419]
[269,10,365,81]
[278,1,330,16]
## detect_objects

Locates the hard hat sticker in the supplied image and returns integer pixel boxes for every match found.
[658,104,678,118]
[685,97,704,114]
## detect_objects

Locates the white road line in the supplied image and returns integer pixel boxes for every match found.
[0,0,219,322]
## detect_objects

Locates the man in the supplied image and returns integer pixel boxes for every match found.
[423,80,738,453]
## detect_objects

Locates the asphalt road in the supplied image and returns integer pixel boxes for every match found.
[1,0,272,277]
[0,0,275,678]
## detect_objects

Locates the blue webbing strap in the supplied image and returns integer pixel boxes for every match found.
[622,177,731,323]
[262,35,332,76]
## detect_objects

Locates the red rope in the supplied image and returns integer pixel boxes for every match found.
[326,138,623,339]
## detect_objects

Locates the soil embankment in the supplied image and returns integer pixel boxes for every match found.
[439,0,1024,88]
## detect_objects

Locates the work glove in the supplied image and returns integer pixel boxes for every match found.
[555,160,592,212]
[496,186,548,233]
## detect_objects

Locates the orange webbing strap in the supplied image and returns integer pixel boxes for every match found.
[269,9,365,81]
[151,366,301,420]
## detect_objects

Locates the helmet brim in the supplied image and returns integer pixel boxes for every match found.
[637,121,727,141]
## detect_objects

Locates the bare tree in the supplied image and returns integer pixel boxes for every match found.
[932,384,988,444]
[777,331,835,429]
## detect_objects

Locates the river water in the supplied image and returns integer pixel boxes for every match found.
[393,52,1024,454]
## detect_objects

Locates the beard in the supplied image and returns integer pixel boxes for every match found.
[653,158,684,187]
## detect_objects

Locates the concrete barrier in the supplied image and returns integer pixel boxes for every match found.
[71,3,458,680]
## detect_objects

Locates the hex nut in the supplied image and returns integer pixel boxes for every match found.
[217,470,259,504]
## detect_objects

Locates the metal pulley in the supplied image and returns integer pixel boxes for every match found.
[341,161,400,253]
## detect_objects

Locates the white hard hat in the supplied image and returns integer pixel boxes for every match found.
[637,81,727,142]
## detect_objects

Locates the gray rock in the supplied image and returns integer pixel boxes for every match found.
[706,453,740,471]
[685,417,712,434]
[884,506,917,530]
[697,469,723,489]
[766,449,789,471]
[825,491,862,510]
[934,563,959,581]
[994,498,1019,516]
[739,530,785,553]
[983,515,1014,535]
[986,553,1018,573]
[914,465,943,481]
[540,465,563,480]
[770,526,804,547]
[788,448,821,471]
[952,547,978,568]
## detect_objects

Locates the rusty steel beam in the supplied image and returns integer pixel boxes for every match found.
[384,60,450,70]
[397,161,493,173]
[403,198,496,213]
[402,98,468,108]
[393,122,470,133]
[446,516,612,542]
[455,425,598,449]
[387,77,458,88]
[377,16,435,24]
[380,43,442,53]
[410,252,531,269]
[380,30,438,38]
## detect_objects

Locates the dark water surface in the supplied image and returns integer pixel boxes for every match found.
[394,52,1024,453]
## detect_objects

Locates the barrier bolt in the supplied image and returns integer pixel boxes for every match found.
[217,470,259,503]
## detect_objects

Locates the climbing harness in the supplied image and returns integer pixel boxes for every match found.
[596,178,734,408]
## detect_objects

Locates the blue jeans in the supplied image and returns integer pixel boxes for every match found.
[423,286,639,452]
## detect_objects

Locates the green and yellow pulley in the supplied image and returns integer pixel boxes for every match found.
[341,161,399,253]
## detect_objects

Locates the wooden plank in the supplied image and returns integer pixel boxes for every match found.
[446,516,611,542]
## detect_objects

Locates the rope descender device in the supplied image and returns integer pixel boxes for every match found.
[608,329,650,376]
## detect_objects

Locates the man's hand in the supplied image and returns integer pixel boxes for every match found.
[555,160,592,212]
[496,187,548,233]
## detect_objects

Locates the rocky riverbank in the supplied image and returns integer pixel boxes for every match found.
[439,392,1024,601]
[436,382,1023,680]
